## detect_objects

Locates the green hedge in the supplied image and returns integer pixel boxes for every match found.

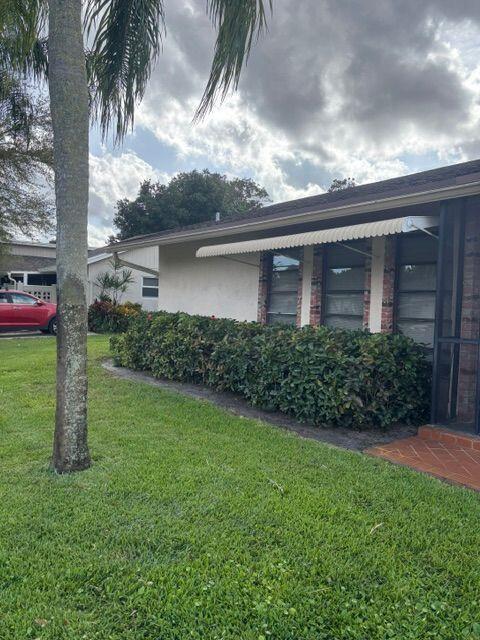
[88,300,142,334]
[110,311,431,429]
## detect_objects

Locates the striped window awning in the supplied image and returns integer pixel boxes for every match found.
[196,216,438,258]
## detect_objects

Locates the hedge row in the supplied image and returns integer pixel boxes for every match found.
[110,311,431,429]
[88,300,141,334]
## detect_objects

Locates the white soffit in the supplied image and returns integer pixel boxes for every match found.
[196,216,439,258]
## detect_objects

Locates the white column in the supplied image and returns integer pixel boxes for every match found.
[301,245,313,326]
[369,236,386,333]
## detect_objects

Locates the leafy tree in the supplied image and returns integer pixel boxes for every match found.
[2,0,271,473]
[0,72,53,246]
[328,177,357,193]
[113,170,270,240]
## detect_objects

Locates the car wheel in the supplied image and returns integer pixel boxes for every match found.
[49,317,58,335]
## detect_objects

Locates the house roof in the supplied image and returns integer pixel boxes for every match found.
[0,255,56,272]
[108,158,480,251]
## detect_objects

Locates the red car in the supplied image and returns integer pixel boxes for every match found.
[0,290,57,335]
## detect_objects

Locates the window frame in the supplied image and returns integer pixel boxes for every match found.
[394,232,439,348]
[321,241,367,330]
[266,249,301,325]
[141,275,159,299]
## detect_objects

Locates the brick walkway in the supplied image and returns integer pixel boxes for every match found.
[367,426,480,491]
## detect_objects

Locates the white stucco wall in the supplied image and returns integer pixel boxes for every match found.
[158,243,260,321]
[87,245,159,311]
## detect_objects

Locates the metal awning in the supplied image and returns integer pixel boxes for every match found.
[196,215,438,258]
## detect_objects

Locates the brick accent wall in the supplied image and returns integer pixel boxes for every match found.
[257,251,272,324]
[309,245,324,325]
[363,239,372,330]
[295,248,304,328]
[457,205,480,422]
[381,236,396,333]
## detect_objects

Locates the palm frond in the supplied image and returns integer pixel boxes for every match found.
[85,0,165,142]
[0,0,48,79]
[195,0,272,120]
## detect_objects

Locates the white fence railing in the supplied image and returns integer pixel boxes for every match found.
[16,283,57,303]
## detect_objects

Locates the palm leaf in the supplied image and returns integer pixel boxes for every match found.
[85,0,166,142]
[0,0,48,78]
[195,0,272,120]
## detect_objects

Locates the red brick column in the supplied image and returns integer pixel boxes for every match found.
[363,239,372,330]
[457,206,480,421]
[309,245,324,325]
[381,236,396,333]
[295,248,304,327]
[257,251,272,324]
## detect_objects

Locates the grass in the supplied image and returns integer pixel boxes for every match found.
[0,335,479,640]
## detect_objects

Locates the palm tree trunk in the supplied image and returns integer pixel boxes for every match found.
[48,0,90,472]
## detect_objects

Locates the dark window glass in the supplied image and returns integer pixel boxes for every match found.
[0,292,11,303]
[10,292,37,305]
[142,277,158,298]
[395,231,439,347]
[142,288,158,298]
[324,241,366,330]
[267,249,300,325]
[143,277,158,287]
[27,273,56,286]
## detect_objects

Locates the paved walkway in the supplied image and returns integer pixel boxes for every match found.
[367,426,480,491]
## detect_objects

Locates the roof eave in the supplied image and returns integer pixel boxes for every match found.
[106,180,480,252]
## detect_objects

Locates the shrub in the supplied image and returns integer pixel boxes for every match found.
[88,300,141,334]
[110,311,431,429]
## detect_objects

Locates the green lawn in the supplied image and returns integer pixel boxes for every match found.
[1,336,479,640]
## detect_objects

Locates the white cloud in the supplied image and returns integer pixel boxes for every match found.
[86,0,480,242]
[88,151,170,245]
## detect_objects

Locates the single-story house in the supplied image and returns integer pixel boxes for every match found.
[0,240,57,286]
[1,242,159,310]
[87,246,159,311]
[105,159,480,436]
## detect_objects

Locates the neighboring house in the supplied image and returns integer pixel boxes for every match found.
[105,159,480,437]
[0,241,159,310]
[0,240,57,286]
[87,245,159,311]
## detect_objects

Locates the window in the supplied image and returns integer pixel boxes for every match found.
[267,249,300,325]
[0,292,11,304]
[10,292,37,305]
[395,232,438,347]
[10,273,25,283]
[324,241,366,330]
[142,276,159,298]
[27,273,56,286]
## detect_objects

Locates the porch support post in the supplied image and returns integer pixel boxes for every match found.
[300,246,313,326]
[369,237,386,333]
[309,245,325,326]
[363,239,372,329]
[257,251,271,324]
[381,236,397,333]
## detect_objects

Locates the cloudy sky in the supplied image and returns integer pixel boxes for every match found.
[87,0,480,246]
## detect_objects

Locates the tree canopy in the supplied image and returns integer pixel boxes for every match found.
[0,73,53,244]
[112,169,270,241]
[328,177,357,193]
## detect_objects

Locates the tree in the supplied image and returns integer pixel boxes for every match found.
[2,0,271,473]
[94,257,134,305]
[0,73,53,246]
[113,170,270,241]
[328,177,357,193]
